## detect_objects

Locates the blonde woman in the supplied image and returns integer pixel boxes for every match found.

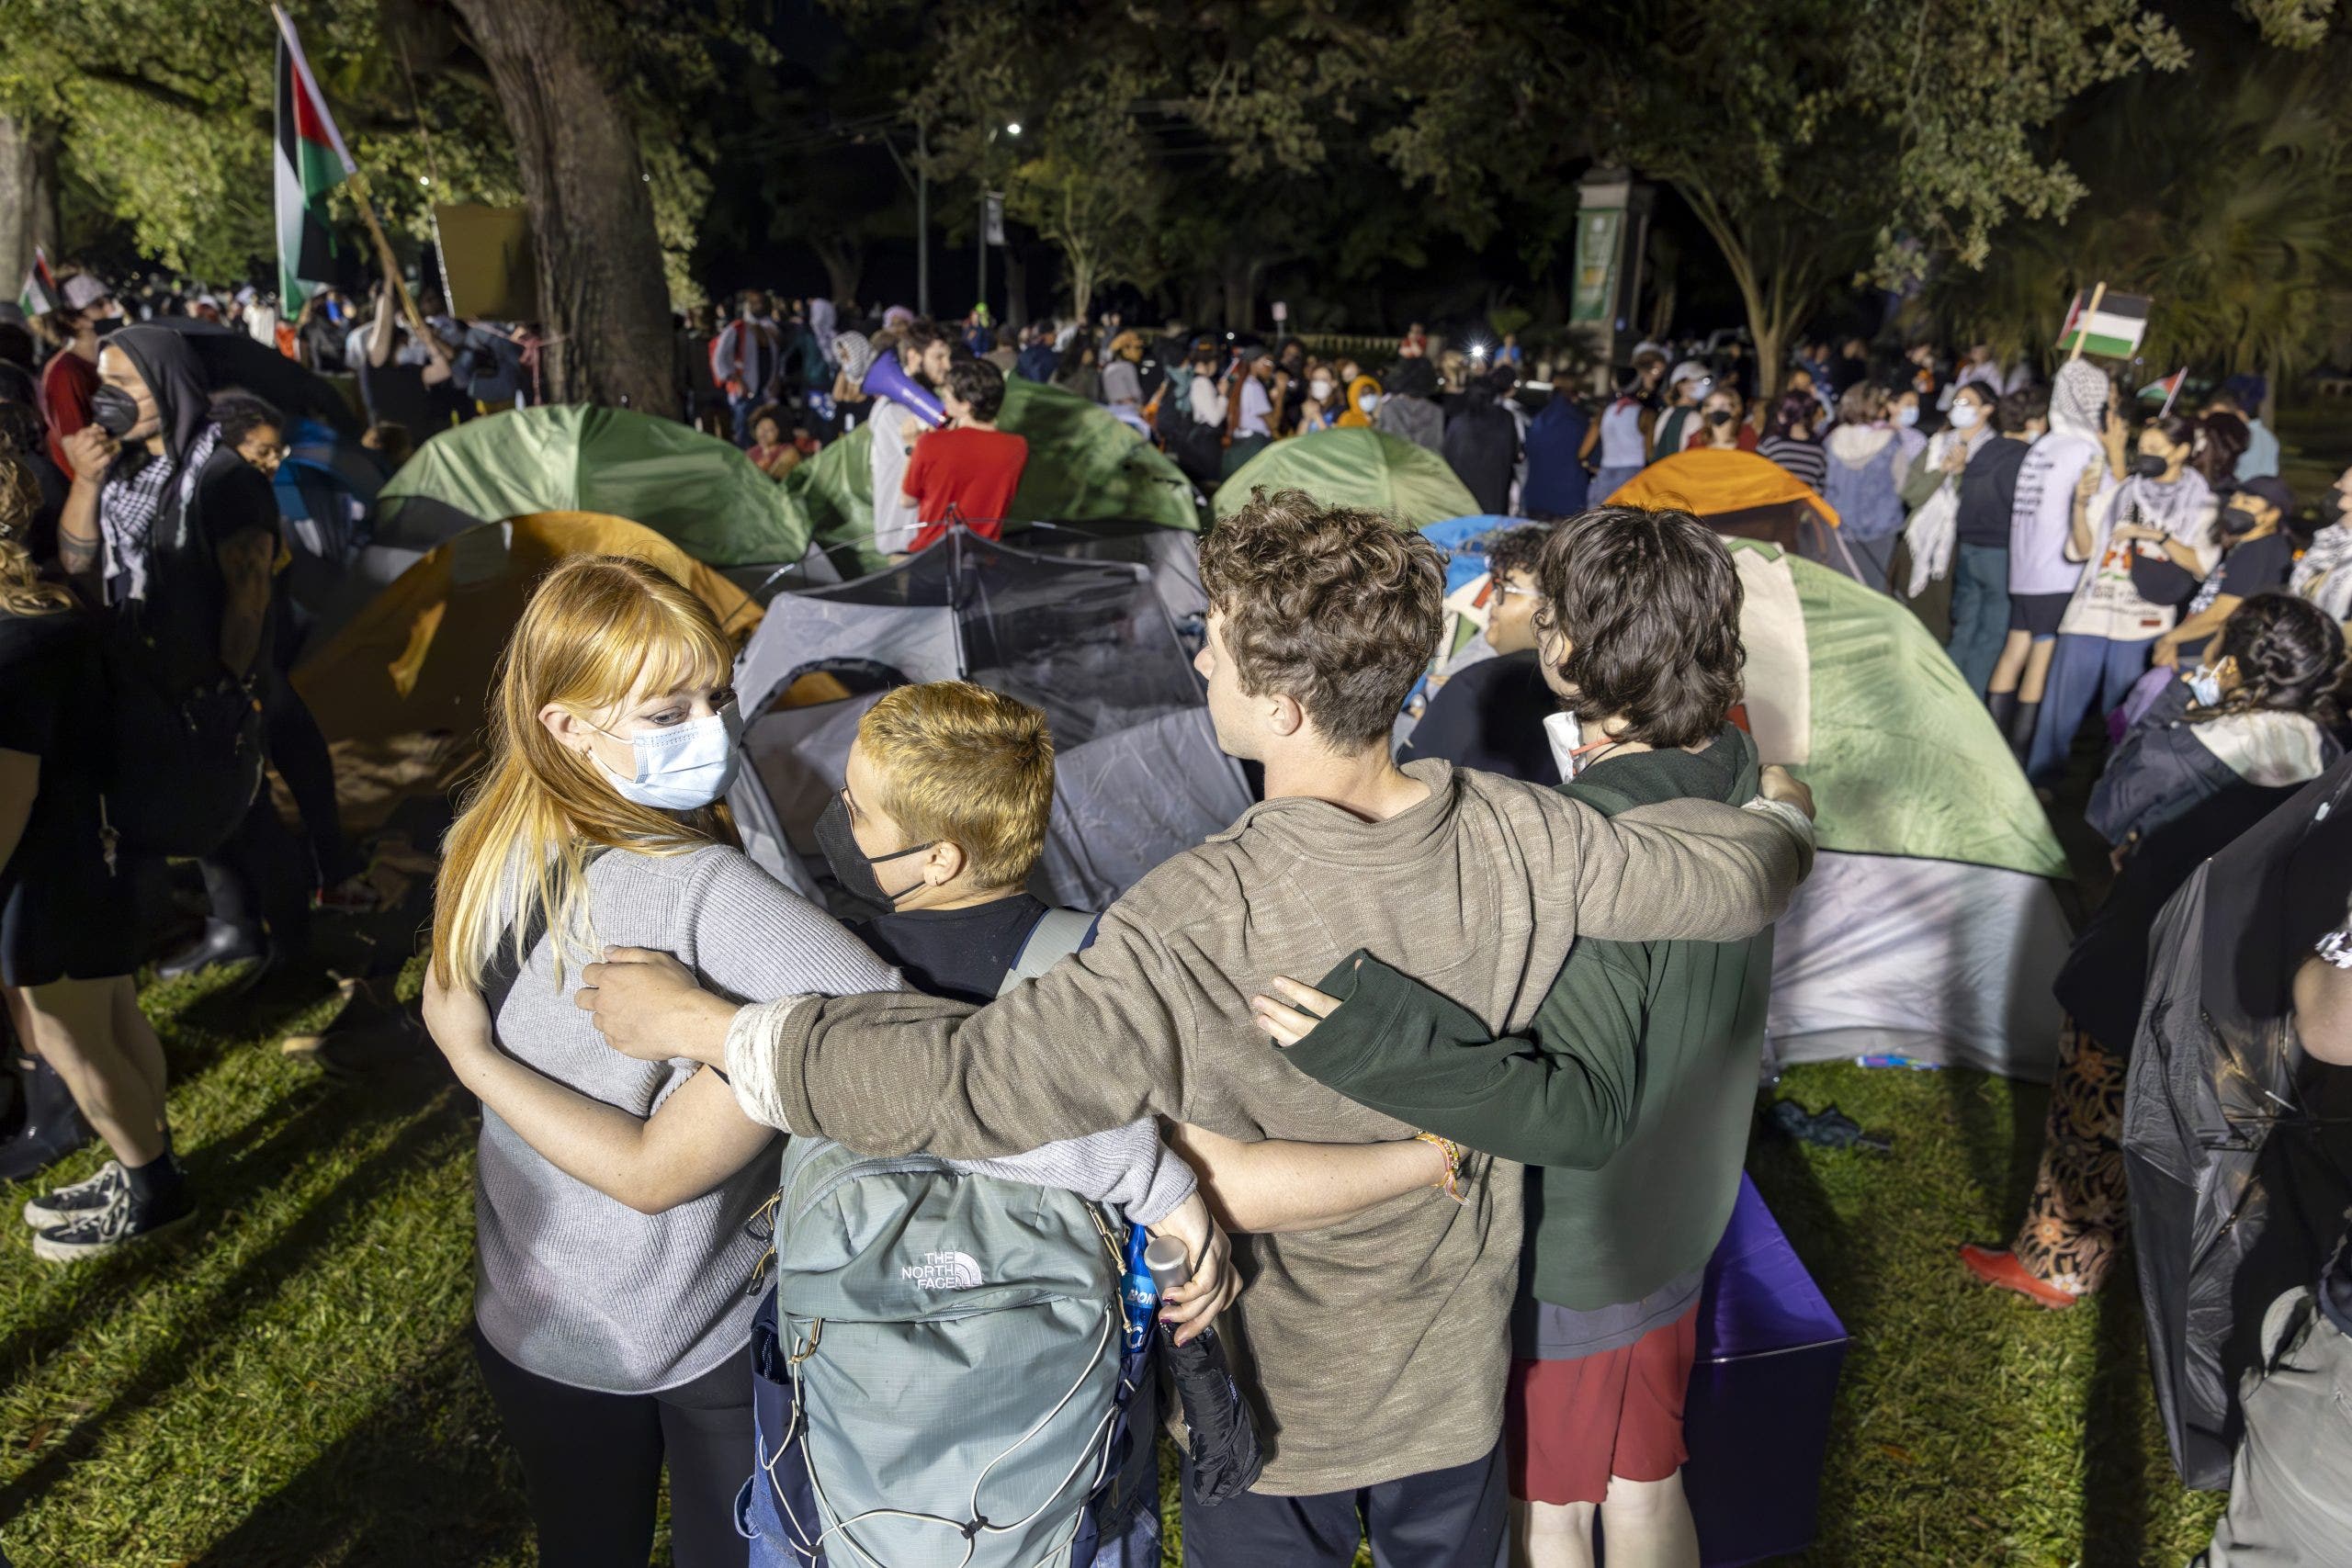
[414,553,893,1566]
[0,453,180,1261]
[420,556,1234,1568]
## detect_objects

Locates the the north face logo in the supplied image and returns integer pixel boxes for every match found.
[900,1250,985,1290]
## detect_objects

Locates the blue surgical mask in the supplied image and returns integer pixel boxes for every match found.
[2187,668,2224,708]
[588,702,742,810]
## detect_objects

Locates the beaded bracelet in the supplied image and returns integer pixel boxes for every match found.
[1415,1131,1468,1203]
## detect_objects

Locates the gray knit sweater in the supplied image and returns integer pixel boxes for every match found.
[476,842,1194,1395]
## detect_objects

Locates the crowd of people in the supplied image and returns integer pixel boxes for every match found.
[2,246,2349,1568]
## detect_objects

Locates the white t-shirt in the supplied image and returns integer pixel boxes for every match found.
[1190,372,1227,428]
[1237,377,1273,439]
[868,400,923,554]
[1598,400,1647,468]
[2058,471,2218,643]
[2007,434,2100,596]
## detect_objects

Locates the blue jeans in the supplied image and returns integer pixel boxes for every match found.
[1946,543,2009,697]
[2026,633,2154,786]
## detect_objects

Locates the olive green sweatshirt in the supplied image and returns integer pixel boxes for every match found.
[1283,726,1771,1314]
[722,759,1812,1495]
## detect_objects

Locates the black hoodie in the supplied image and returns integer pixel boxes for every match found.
[100,325,277,680]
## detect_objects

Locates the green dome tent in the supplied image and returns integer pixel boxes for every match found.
[376,405,820,568]
[1212,428,1478,529]
[785,378,1200,557]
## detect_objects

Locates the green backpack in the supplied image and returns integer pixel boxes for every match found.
[767,908,1122,1568]
[768,1141,1125,1567]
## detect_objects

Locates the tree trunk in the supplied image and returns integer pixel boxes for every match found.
[1003,244,1029,329]
[449,0,673,412]
[814,237,864,310]
[0,116,60,297]
[1068,251,1096,326]
[1219,251,1261,332]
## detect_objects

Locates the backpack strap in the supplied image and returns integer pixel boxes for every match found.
[998,907,1099,998]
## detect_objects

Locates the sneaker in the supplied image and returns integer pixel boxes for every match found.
[22,1159,124,1227]
[31,1183,194,1263]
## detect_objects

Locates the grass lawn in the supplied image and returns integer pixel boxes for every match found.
[0,946,2228,1567]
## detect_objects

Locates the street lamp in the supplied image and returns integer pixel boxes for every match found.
[978,122,1021,322]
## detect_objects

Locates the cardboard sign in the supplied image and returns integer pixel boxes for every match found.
[435,203,537,321]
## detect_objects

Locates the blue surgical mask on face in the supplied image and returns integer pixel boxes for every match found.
[588,702,742,810]
[2188,668,2224,708]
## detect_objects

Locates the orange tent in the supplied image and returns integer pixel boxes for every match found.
[1603,449,1839,555]
[293,511,761,747]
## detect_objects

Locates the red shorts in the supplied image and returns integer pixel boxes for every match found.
[1506,1303,1700,1506]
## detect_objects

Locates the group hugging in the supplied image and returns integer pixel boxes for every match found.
[418,490,1819,1568]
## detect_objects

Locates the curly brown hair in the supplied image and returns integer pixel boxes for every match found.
[1533,504,1746,749]
[1198,489,1444,748]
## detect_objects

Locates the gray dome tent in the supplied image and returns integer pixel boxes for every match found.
[729,527,1247,913]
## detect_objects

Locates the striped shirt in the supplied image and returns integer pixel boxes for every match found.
[1759,434,1827,493]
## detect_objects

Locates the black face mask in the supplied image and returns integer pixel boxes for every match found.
[89,383,141,437]
[2130,452,2169,480]
[2323,491,2346,528]
[814,793,934,911]
[1704,409,1734,427]
[2218,504,2262,537]
[93,316,123,337]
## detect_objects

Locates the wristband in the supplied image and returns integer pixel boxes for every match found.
[1415,1132,1468,1203]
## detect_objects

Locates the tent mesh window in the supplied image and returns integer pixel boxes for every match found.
[793,531,1202,750]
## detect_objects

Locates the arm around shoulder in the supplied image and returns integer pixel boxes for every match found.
[734,904,1196,1159]
[1531,784,1814,946]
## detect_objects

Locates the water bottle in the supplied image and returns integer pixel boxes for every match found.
[1120,1223,1159,1353]
[1146,1235,1205,1339]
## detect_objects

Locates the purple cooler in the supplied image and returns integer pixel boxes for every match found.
[1681,1176,1849,1567]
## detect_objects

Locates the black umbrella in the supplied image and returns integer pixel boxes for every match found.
[2124,758,2352,1487]
[145,318,363,438]
[1146,1238,1265,1506]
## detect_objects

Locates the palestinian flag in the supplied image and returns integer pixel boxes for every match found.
[16,247,57,318]
[2056,288,2151,358]
[273,6,355,310]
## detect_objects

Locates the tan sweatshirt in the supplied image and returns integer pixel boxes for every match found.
[726,760,1813,1495]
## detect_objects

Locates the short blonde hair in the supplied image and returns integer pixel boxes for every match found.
[857,681,1054,890]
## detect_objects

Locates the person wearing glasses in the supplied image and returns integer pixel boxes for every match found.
[1399,524,1564,783]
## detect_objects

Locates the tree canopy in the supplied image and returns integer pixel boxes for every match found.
[0,0,2338,393]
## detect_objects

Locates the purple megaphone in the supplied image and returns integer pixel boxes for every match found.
[860,352,947,429]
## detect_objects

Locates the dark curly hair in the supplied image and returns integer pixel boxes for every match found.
[1199,488,1444,748]
[1482,523,1555,584]
[2193,592,2346,727]
[1532,504,1746,749]
[944,357,1006,423]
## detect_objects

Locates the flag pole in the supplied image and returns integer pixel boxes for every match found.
[347,167,435,343]
[2068,281,2107,364]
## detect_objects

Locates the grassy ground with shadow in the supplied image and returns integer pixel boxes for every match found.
[0,953,2229,1564]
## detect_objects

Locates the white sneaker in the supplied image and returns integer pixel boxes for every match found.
[23,1160,124,1228]
[31,1182,193,1263]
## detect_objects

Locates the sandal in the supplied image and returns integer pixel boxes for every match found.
[1959,1244,2080,1310]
